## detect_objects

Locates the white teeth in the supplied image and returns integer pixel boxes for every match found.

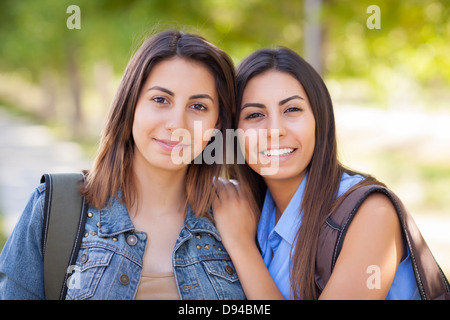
[263,148,294,157]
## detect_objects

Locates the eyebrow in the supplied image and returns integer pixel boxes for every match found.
[279,95,304,106]
[189,94,215,102]
[241,102,265,109]
[241,95,305,110]
[148,86,174,96]
[148,86,214,102]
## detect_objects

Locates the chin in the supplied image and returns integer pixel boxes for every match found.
[259,166,306,181]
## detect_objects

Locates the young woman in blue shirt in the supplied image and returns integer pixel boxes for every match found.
[0,30,245,300]
[213,47,420,300]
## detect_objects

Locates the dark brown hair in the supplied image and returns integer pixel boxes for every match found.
[82,30,236,217]
[232,47,379,299]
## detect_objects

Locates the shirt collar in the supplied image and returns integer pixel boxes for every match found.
[258,174,307,251]
[274,176,305,245]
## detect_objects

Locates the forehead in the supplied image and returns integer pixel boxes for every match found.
[145,57,217,94]
[242,70,308,102]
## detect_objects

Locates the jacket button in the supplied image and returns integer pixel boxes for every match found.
[80,253,88,264]
[126,234,138,246]
[87,212,93,218]
[225,265,234,275]
[119,274,130,285]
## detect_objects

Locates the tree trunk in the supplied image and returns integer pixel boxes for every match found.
[304,0,323,75]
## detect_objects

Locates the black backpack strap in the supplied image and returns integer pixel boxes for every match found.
[41,173,87,300]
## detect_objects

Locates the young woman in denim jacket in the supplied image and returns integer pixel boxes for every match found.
[0,30,245,300]
[212,47,420,300]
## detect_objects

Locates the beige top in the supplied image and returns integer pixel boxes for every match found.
[134,271,180,300]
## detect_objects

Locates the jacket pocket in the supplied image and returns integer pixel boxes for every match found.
[202,259,239,282]
[201,259,246,299]
[65,247,114,300]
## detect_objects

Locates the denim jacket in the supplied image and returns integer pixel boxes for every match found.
[0,183,246,300]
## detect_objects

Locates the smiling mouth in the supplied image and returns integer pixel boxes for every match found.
[154,138,188,151]
[262,148,296,157]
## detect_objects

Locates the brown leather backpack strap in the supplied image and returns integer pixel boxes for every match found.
[315,184,450,299]
[389,189,450,300]
[315,184,375,291]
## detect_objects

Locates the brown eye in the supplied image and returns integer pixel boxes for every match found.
[152,96,168,104]
[245,112,264,120]
[190,103,207,111]
[284,107,302,113]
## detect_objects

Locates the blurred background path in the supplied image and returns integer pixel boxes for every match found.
[0,107,91,233]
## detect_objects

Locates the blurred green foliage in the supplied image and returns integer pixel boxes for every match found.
[1,0,449,81]
[0,0,449,136]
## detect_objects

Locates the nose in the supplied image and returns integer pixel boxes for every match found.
[165,104,186,132]
[266,113,286,138]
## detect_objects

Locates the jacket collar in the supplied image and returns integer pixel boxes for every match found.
[184,207,222,242]
[96,193,221,241]
[97,194,134,237]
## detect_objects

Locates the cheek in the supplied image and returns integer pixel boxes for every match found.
[133,102,158,135]
[236,126,253,157]
[190,114,220,153]
[298,122,316,161]
[236,126,264,169]
[131,112,145,145]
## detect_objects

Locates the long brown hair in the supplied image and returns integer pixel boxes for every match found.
[232,47,380,299]
[82,30,236,217]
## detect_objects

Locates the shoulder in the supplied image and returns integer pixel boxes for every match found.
[23,183,47,220]
[5,183,48,249]
[36,182,46,194]
[340,191,405,269]
[320,191,405,299]
[15,183,47,232]
[0,183,47,299]
[357,191,397,214]
[351,192,399,231]
[337,172,365,198]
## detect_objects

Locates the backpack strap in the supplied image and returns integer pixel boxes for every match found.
[41,173,87,300]
[315,184,450,300]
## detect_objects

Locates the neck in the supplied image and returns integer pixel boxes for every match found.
[264,173,305,222]
[131,156,188,219]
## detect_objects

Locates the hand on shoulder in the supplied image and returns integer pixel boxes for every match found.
[212,177,258,251]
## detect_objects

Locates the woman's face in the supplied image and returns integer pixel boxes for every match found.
[237,70,315,182]
[132,57,220,172]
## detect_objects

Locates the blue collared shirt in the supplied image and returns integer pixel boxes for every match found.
[257,172,420,299]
